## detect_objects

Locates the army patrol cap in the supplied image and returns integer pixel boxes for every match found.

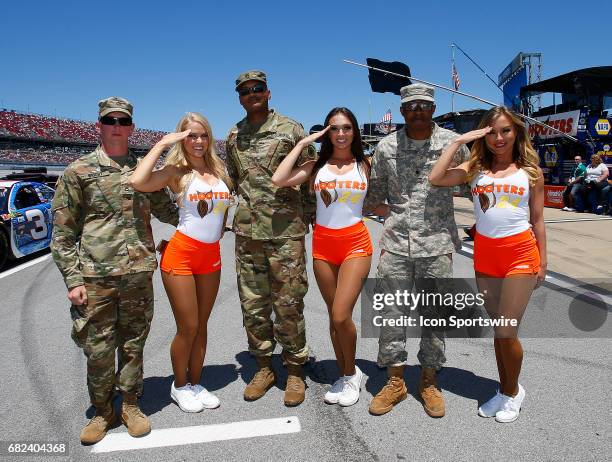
[400,84,435,104]
[235,70,267,90]
[98,96,133,118]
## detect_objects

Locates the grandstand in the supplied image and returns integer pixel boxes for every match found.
[0,109,228,167]
[0,109,227,167]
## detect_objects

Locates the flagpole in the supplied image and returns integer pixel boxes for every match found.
[368,98,372,136]
[451,43,455,113]
[342,59,579,143]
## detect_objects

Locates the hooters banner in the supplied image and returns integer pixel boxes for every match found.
[544,185,565,208]
[527,110,580,140]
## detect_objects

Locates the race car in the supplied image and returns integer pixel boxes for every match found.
[0,170,58,270]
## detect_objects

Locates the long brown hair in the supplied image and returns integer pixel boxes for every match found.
[467,106,540,186]
[311,107,370,189]
[164,112,232,204]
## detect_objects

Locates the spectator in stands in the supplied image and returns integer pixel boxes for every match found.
[561,154,586,211]
[575,154,609,213]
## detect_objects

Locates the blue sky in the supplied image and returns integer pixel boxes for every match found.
[2,0,610,138]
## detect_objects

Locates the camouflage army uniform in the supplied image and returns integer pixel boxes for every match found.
[51,147,178,406]
[226,110,316,365]
[364,123,469,370]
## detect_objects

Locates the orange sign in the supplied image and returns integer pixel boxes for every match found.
[544,185,565,208]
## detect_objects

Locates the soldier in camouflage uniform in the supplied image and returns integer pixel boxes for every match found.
[51,97,179,444]
[364,84,470,418]
[226,71,316,406]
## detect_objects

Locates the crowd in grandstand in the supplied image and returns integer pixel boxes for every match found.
[0,109,226,166]
[0,110,165,148]
[0,147,85,165]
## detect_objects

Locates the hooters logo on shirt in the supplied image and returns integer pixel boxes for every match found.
[187,191,230,218]
[315,179,367,208]
[472,182,525,213]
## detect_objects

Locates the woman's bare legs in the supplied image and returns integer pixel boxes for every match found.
[162,271,198,387]
[314,257,371,376]
[313,260,342,372]
[161,270,220,387]
[188,271,221,385]
[477,272,536,397]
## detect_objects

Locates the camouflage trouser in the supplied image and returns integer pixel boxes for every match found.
[235,236,308,365]
[376,251,452,370]
[70,272,154,406]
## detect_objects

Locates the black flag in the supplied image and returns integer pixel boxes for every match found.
[366,58,411,95]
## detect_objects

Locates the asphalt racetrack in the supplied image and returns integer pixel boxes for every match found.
[1,216,610,461]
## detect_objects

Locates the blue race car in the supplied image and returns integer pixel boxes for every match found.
[0,171,57,269]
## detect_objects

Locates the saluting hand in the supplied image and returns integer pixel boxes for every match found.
[455,126,492,145]
[157,129,192,149]
[300,125,331,145]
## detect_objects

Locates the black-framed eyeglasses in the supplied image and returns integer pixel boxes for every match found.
[402,101,434,112]
[99,115,133,126]
[237,83,267,97]
[329,125,353,133]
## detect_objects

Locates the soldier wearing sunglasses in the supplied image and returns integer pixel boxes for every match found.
[364,84,470,418]
[51,96,178,444]
[226,70,316,406]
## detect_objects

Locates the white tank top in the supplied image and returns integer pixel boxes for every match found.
[177,175,231,243]
[314,161,368,229]
[471,169,531,238]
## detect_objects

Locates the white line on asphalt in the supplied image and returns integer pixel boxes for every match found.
[0,254,51,280]
[543,217,612,223]
[91,416,301,454]
[458,217,612,225]
[460,245,474,255]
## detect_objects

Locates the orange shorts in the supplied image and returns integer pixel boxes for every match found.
[313,220,373,266]
[474,228,540,277]
[160,230,221,275]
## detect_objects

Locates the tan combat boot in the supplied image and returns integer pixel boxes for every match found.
[244,356,277,401]
[284,364,306,406]
[121,393,151,437]
[419,367,445,418]
[80,403,116,444]
[368,366,408,415]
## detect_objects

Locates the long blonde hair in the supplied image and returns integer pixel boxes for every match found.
[467,106,541,186]
[164,112,232,205]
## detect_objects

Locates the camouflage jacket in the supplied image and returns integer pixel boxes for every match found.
[226,110,316,240]
[364,123,469,258]
[51,147,179,289]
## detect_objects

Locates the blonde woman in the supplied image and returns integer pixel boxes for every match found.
[130,112,232,413]
[429,106,547,423]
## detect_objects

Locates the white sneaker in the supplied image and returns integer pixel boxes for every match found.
[191,384,220,409]
[478,390,505,417]
[171,382,204,413]
[495,384,525,423]
[338,366,364,407]
[561,207,570,211]
[324,377,347,404]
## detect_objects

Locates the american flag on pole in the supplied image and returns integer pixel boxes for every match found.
[381,109,392,124]
[452,64,460,90]
[376,109,394,134]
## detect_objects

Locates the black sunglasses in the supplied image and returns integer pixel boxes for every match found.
[402,101,434,112]
[99,115,133,126]
[237,83,267,97]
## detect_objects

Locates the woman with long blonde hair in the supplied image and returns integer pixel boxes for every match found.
[131,112,231,413]
[429,106,547,423]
